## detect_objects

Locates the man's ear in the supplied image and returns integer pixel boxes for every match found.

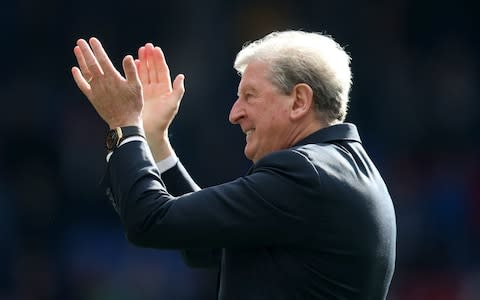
[290,83,314,120]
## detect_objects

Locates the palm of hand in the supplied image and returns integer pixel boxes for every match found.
[137,44,185,138]
[142,80,180,136]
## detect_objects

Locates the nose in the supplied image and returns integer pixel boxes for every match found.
[229,98,245,124]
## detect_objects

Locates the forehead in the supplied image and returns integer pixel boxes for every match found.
[238,60,272,91]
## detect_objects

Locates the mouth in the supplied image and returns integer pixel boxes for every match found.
[245,129,254,137]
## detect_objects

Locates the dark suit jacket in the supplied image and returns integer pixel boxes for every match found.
[105,123,396,300]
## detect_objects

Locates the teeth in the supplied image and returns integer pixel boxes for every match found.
[245,129,253,136]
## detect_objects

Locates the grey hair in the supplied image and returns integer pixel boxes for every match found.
[234,30,352,122]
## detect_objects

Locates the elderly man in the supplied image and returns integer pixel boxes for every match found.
[72,30,396,300]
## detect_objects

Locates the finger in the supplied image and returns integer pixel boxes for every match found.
[76,39,104,77]
[145,43,156,84]
[135,59,142,86]
[71,66,92,98]
[172,74,185,102]
[123,55,141,86]
[137,46,149,84]
[73,46,92,81]
[153,46,172,89]
[89,37,118,76]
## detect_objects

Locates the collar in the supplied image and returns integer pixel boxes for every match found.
[292,123,362,147]
[247,123,362,173]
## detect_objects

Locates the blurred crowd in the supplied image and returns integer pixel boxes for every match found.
[0,0,478,299]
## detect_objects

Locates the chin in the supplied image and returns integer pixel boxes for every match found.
[244,147,254,161]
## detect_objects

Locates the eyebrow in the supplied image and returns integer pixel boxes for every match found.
[237,86,256,97]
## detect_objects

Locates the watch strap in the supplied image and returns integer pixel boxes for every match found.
[106,126,145,151]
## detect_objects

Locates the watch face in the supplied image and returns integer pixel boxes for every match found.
[106,130,119,151]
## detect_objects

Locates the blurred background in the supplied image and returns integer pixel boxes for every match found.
[0,0,479,299]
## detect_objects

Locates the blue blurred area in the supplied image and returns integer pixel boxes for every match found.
[0,0,479,299]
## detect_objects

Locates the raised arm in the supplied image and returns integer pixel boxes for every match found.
[135,43,185,162]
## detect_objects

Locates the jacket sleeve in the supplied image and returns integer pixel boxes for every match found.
[106,140,320,249]
[160,158,220,268]
[160,159,201,196]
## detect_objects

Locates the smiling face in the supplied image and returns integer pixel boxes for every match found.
[228,60,295,162]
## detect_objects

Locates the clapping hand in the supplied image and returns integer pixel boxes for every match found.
[71,38,143,129]
[135,43,185,160]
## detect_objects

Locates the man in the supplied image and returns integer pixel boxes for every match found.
[72,30,396,299]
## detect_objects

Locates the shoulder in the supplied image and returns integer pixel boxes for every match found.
[254,147,319,173]
[251,147,329,189]
[252,142,364,188]
[254,143,340,171]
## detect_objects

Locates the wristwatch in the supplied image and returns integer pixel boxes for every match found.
[106,126,145,152]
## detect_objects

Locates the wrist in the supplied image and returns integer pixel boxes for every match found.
[106,125,146,152]
[108,117,142,130]
[147,133,175,162]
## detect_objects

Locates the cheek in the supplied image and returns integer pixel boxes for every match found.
[268,108,289,129]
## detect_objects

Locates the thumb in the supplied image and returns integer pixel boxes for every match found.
[123,55,141,86]
[172,74,185,101]
[134,59,141,73]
